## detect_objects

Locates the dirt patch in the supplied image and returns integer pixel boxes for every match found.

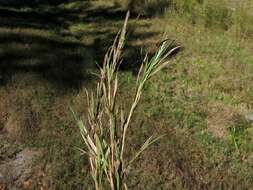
[206,102,238,138]
[0,147,47,190]
[0,91,8,132]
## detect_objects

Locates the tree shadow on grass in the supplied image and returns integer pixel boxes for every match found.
[0,5,85,31]
[0,0,84,7]
[0,30,95,89]
[0,2,178,90]
[0,2,92,89]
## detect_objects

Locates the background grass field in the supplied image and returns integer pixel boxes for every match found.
[0,0,253,189]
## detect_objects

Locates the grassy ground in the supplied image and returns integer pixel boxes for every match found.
[0,0,253,189]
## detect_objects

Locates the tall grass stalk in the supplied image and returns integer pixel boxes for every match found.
[72,12,180,190]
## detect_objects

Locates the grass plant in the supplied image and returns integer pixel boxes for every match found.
[72,12,180,190]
